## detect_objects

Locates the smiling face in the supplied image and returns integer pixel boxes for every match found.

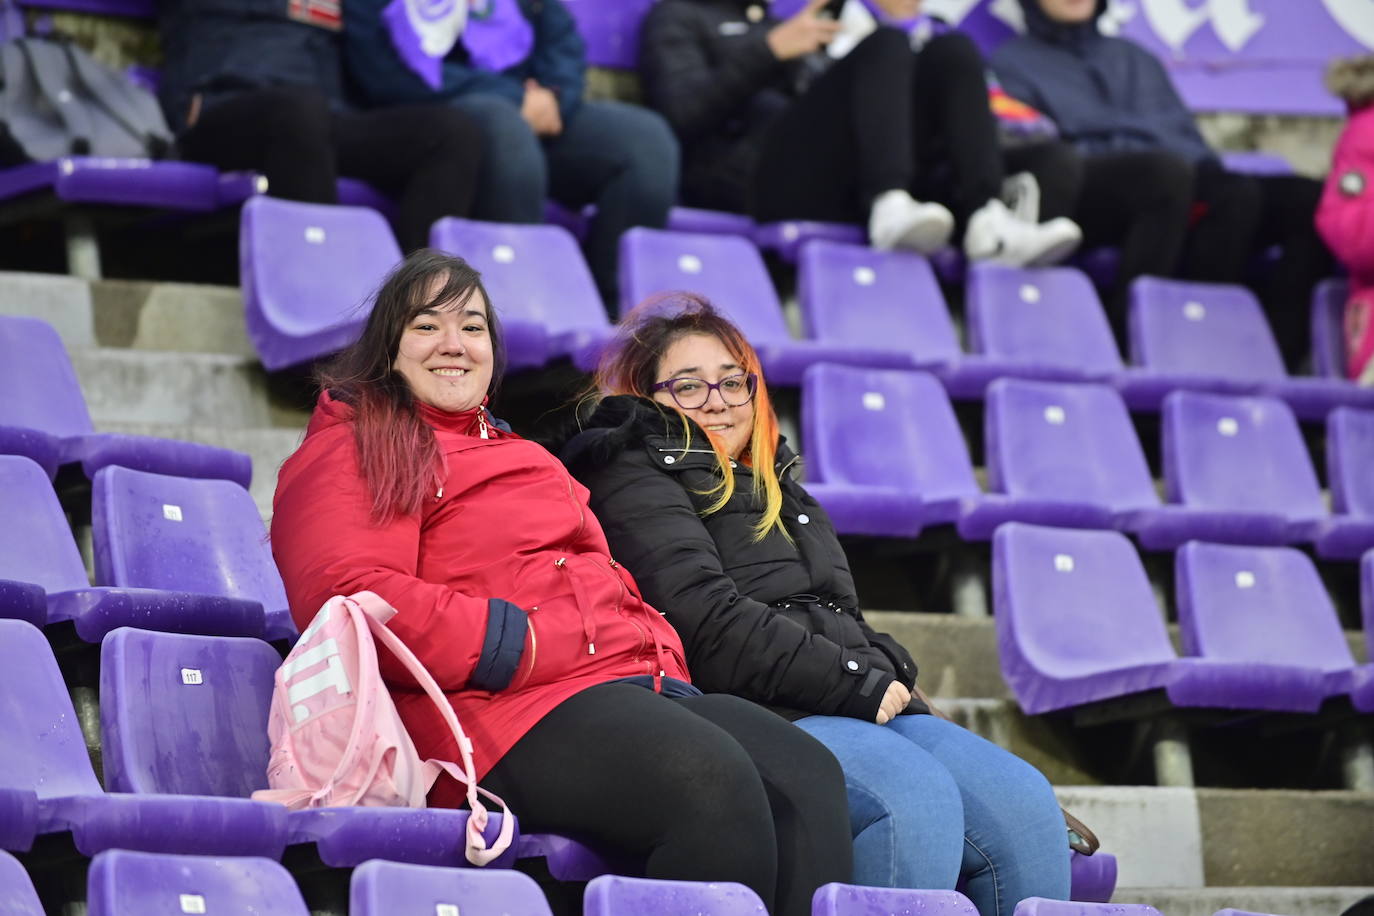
[1038,0,1097,23]
[392,287,494,413]
[653,332,757,460]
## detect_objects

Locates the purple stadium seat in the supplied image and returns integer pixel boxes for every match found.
[1176,542,1374,712]
[1220,151,1294,176]
[0,619,287,857]
[1313,408,1374,559]
[350,859,553,916]
[1131,391,1327,550]
[98,626,516,869]
[961,378,1162,539]
[1120,277,1374,417]
[549,201,753,244]
[0,316,251,487]
[0,787,38,852]
[584,875,767,916]
[618,227,888,383]
[1312,278,1349,380]
[993,523,1330,715]
[87,849,307,916]
[336,176,398,222]
[0,456,265,642]
[1068,850,1117,904]
[561,0,656,69]
[1014,900,1162,916]
[964,263,1126,393]
[430,218,604,369]
[240,196,401,371]
[801,364,978,537]
[0,850,44,916]
[812,884,977,916]
[0,157,223,211]
[1365,551,1374,651]
[515,832,627,881]
[753,219,866,263]
[93,466,296,641]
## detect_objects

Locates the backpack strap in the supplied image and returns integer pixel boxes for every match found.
[14,38,91,155]
[57,39,169,158]
[351,592,516,866]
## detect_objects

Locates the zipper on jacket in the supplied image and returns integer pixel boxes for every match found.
[509,619,538,692]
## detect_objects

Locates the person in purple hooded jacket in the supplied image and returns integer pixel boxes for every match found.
[991,0,1332,369]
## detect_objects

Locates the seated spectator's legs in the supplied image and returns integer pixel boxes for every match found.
[545,100,679,305]
[1183,163,1262,284]
[333,104,483,253]
[1073,150,1194,330]
[475,683,851,916]
[178,86,337,203]
[1252,174,1333,369]
[1002,141,1084,222]
[448,94,547,225]
[751,26,917,224]
[793,714,964,890]
[888,715,1070,916]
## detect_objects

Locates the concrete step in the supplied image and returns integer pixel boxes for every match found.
[1118,886,1373,916]
[0,270,96,347]
[97,422,305,518]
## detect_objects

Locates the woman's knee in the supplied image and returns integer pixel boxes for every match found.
[918,30,984,71]
[452,95,545,219]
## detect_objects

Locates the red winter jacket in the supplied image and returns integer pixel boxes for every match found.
[270,392,691,797]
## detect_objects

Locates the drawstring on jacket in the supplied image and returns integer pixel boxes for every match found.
[555,557,599,655]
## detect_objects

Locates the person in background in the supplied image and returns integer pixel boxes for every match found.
[560,293,1074,915]
[991,0,1331,368]
[1316,53,1374,386]
[639,0,1083,267]
[340,0,678,306]
[270,251,853,916]
[158,0,482,252]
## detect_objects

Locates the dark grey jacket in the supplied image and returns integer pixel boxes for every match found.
[560,395,921,722]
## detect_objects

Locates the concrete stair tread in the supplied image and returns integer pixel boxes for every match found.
[1114,886,1374,916]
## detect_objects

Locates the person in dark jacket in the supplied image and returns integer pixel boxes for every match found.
[271,251,853,916]
[158,0,482,252]
[559,293,1070,913]
[340,0,678,305]
[991,0,1332,368]
[639,0,1082,266]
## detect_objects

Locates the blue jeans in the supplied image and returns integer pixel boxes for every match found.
[794,714,1069,916]
[449,95,679,304]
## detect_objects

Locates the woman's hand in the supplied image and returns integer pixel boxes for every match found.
[875,680,911,724]
[766,0,843,60]
[521,79,563,136]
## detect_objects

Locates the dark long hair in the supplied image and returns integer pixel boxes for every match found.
[317,249,506,523]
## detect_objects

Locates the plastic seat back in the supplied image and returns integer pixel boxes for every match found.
[1129,276,1286,381]
[0,850,44,916]
[350,859,553,915]
[813,884,978,916]
[1328,407,1374,518]
[87,849,308,916]
[0,315,95,438]
[0,455,90,593]
[584,875,767,916]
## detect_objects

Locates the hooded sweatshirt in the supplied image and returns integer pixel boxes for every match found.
[989,0,1215,165]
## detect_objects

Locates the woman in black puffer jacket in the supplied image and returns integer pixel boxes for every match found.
[559,293,1071,915]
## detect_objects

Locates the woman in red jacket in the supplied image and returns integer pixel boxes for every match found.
[270,250,851,915]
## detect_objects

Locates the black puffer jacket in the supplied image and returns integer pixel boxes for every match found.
[560,396,921,722]
[638,0,823,213]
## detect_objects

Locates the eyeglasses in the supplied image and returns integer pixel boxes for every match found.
[651,372,758,409]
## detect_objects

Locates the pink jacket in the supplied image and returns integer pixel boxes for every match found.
[1316,103,1374,379]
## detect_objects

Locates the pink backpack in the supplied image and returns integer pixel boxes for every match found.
[251,591,514,866]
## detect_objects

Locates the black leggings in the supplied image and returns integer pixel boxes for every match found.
[178,86,482,252]
[478,683,852,916]
[751,28,1072,228]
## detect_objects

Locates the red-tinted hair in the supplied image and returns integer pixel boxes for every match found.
[316,250,505,523]
[593,291,786,539]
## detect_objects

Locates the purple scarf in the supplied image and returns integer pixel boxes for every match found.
[384,0,532,89]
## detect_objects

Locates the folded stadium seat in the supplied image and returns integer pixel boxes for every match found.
[336,176,398,223]
[963,263,1127,394]
[0,786,38,853]
[92,465,296,642]
[514,832,631,881]
[0,619,287,862]
[584,875,766,916]
[1312,407,1374,559]
[0,315,251,486]
[1175,541,1374,712]
[430,218,607,369]
[239,196,402,371]
[801,364,980,538]
[958,378,1167,540]
[350,859,553,916]
[994,523,1333,717]
[1130,390,1329,551]
[752,218,866,263]
[0,456,265,642]
[618,227,891,383]
[98,627,516,877]
[1014,899,1163,916]
[546,200,756,243]
[812,884,977,916]
[561,0,658,69]
[1312,278,1349,380]
[86,849,307,916]
[1118,277,1374,417]
[0,850,44,916]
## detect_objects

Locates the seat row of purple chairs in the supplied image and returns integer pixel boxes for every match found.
[996,523,1374,719]
[0,617,1118,904]
[804,365,1374,558]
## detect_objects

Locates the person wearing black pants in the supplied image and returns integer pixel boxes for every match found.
[159,1,481,252]
[481,682,853,916]
[640,0,1082,267]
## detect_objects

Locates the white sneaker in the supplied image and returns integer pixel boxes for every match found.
[964,198,1082,268]
[867,189,955,254]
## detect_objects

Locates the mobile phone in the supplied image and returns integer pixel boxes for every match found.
[818,0,846,19]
